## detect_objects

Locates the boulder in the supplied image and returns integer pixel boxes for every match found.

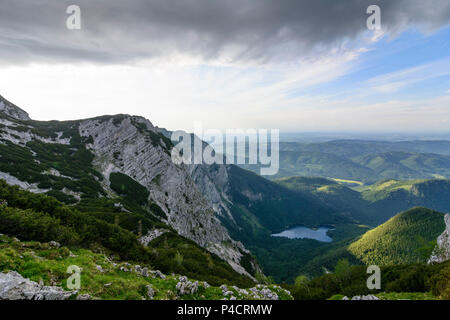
[146,285,156,299]
[429,214,450,264]
[49,241,61,248]
[176,277,199,296]
[0,271,76,300]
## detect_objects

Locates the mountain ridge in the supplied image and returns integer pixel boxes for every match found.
[0,95,30,121]
[0,98,257,278]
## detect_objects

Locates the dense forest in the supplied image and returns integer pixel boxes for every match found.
[0,180,254,287]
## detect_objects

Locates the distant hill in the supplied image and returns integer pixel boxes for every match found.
[280,140,450,157]
[275,177,450,226]
[362,179,450,223]
[348,207,446,265]
[240,140,450,183]
[354,151,450,181]
[275,176,373,225]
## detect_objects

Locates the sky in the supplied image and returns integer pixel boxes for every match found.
[0,0,449,133]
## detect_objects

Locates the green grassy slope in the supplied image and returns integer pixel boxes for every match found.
[292,206,447,279]
[348,207,446,265]
[0,234,291,300]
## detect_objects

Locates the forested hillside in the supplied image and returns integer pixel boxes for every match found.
[348,207,445,265]
[0,180,254,287]
[241,140,450,182]
[276,177,450,226]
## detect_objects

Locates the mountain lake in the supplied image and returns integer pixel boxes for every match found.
[271,226,334,242]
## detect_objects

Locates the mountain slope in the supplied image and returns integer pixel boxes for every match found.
[274,176,374,225]
[241,150,375,182]
[363,179,450,223]
[0,95,30,121]
[0,234,291,300]
[354,151,450,181]
[275,176,450,226]
[0,95,256,277]
[0,180,254,287]
[348,207,446,265]
[298,207,449,276]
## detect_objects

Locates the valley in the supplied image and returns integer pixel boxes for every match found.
[0,94,450,299]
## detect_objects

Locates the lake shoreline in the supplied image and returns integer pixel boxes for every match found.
[271,226,335,242]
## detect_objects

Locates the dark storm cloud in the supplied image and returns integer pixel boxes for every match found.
[0,0,449,65]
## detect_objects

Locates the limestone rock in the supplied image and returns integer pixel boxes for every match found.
[49,241,61,248]
[0,271,76,300]
[139,229,169,246]
[0,95,31,121]
[78,117,253,277]
[146,284,156,299]
[351,295,380,300]
[176,276,199,296]
[429,214,450,264]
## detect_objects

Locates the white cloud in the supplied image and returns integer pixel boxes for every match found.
[0,46,364,131]
[0,44,448,133]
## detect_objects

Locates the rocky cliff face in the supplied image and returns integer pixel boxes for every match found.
[429,214,450,264]
[77,116,252,276]
[188,163,236,223]
[0,95,30,121]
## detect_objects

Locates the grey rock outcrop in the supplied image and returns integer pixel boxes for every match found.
[429,214,450,264]
[176,276,199,296]
[49,241,61,248]
[150,270,166,279]
[76,294,92,300]
[248,285,280,300]
[78,116,252,276]
[0,95,31,121]
[0,271,76,300]
[139,229,169,246]
[146,284,156,299]
[350,295,380,300]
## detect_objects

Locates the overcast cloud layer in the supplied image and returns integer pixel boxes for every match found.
[1,0,449,65]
